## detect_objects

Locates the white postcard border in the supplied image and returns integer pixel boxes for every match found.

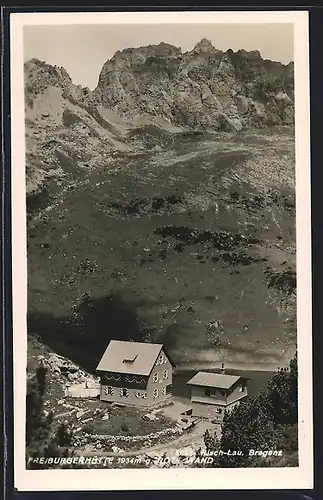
[10,10,312,491]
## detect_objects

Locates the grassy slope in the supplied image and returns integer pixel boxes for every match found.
[27,120,296,373]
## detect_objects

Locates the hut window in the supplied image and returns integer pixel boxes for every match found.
[153,373,159,383]
[104,386,113,396]
[157,354,165,365]
[142,392,147,399]
[163,369,168,379]
[215,408,222,414]
[120,388,129,397]
[153,388,159,398]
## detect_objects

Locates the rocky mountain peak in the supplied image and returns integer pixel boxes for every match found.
[24,58,73,99]
[93,40,294,133]
[192,38,218,54]
[235,49,262,59]
[113,41,182,60]
[25,58,72,83]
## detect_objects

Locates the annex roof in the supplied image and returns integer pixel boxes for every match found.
[96,340,165,376]
[187,371,241,389]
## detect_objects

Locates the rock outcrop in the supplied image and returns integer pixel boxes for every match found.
[93,39,294,132]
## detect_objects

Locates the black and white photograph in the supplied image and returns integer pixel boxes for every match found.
[10,11,312,491]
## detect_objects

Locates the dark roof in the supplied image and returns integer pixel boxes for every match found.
[187,371,241,389]
[96,340,169,376]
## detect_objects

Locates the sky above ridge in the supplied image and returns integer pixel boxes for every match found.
[24,23,294,90]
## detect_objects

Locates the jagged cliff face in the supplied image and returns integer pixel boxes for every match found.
[93,39,294,132]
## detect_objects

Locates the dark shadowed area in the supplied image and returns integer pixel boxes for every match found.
[28,293,152,373]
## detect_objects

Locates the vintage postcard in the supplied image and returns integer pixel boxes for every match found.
[10,10,312,491]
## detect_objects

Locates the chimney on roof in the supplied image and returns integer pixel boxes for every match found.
[122,354,138,364]
[221,362,225,374]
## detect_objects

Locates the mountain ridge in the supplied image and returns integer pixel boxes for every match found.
[24,42,294,194]
[25,39,294,135]
[92,39,294,132]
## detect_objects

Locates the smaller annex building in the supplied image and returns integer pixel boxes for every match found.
[96,340,174,408]
[187,371,248,422]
